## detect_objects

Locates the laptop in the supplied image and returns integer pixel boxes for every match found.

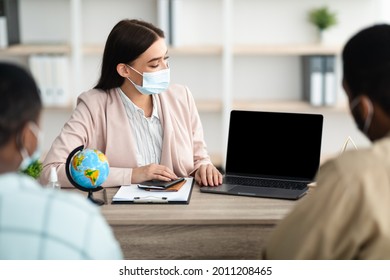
[200,110,323,200]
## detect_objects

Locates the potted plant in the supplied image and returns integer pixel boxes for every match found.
[21,160,42,179]
[308,6,337,43]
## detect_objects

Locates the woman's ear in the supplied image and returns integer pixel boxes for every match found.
[116,63,130,78]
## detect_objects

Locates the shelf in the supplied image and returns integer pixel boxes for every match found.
[196,99,348,113]
[0,44,71,55]
[83,44,342,56]
[82,44,223,56]
[83,44,104,55]
[234,44,343,56]
[195,99,223,112]
[0,44,342,57]
[233,100,348,113]
[169,45,222,55]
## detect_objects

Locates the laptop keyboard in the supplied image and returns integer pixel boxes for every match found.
[225,176,307,190]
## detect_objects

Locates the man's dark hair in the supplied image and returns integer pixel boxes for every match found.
[94,19,165,91]
[342,24,390,112]
[0,63,42,146]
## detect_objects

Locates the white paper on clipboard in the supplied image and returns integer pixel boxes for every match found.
[112,177,194,204]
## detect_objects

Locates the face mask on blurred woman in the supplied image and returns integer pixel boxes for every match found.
[19,122,42,171]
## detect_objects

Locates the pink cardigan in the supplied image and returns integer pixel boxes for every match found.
[40,84,212,187]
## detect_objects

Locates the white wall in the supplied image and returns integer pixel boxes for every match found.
[80,0,158,45]
[174,0,223,46]
[233,0,380,45]
[12,0,387,160]
[19,0,70,43]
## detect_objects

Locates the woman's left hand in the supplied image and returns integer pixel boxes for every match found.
[194,164,223,187]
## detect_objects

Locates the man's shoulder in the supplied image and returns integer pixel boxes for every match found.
[335,143,390,171]
[0,173,42,193]
[318,145,390,190]
[1,173,99,214]
[319,151,369,183]
[0,174,121,259]
[50,189,100,215]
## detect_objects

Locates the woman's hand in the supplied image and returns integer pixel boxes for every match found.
[131,163,178,184]
[194,164,223,187]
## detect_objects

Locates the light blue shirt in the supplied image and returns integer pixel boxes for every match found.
[0,173,123,259]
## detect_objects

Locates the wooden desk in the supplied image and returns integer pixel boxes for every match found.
[93,185,298,259]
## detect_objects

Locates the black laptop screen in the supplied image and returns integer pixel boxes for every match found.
[225,110,323,181]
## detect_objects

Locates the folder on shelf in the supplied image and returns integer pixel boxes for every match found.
[157,0,170,44]
[0,1,7,48]
[42,55,55,105]
[302,55,324,106]
[157,0,179,46]
[29,55,49,105]
[324,55,336,106]
[112,177,194,204]
[29,55,71,107]
[52,55,70,106]
[0,0,19,48]
[302,55,337,107]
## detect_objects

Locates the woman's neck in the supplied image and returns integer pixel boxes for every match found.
[120,84,153,117]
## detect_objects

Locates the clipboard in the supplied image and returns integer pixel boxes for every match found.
[111,177,194,204]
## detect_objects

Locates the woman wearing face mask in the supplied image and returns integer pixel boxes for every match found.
[40,19,222,188]
[0,62,122,259]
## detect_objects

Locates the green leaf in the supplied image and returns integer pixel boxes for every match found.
[308,6,337,31]
[21,160,43,179]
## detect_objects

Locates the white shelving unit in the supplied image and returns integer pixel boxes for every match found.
[0,44,70,54]
[1,0,386,165]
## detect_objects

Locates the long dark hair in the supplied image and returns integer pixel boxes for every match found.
[0,63,42,146]
[94,19,165,91]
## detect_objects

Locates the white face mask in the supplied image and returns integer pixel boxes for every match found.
[19,122,43,171]
[126,65,170,95]
[350,97,373,135]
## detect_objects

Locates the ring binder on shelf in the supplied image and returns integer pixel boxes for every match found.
[0,0,20,48]
[302,55,337,107]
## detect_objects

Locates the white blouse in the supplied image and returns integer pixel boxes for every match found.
[118,88,163,166]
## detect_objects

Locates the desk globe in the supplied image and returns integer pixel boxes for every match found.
[65,145,109,206]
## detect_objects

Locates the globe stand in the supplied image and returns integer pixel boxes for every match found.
[65,145,105,206]
[87,190,105,206]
